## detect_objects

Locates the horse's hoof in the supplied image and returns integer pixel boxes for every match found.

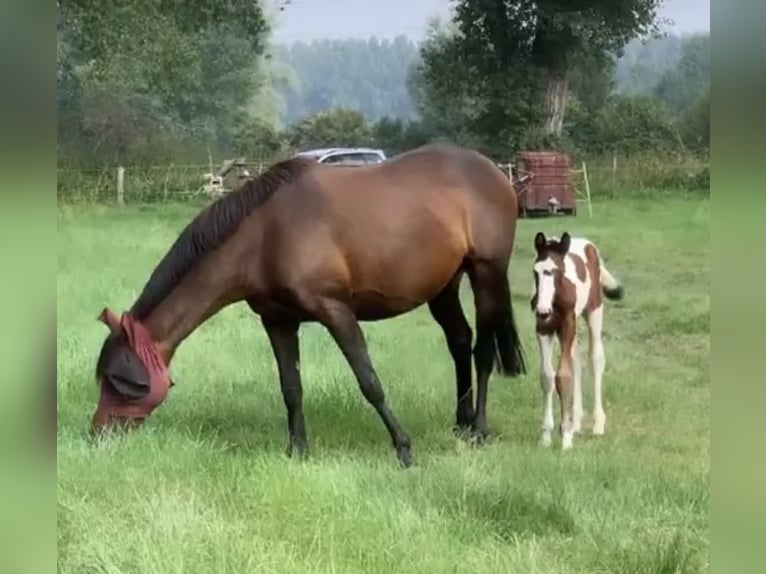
[397,446,414,469]
[287,442,309,460]
[453,422,473,439]
[469,425,490,445]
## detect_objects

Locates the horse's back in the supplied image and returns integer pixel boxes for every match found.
[315,143,518,243]
[256,145,520,316]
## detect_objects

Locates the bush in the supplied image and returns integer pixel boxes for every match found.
[581,151,709,196]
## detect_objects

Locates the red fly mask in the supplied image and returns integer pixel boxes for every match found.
[92,308,173,430]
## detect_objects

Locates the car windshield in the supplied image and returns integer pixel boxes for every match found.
[322,153,383,165]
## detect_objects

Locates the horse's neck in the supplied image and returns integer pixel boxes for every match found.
[142,260,244,363]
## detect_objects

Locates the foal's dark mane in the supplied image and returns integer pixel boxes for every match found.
[129,157,317,319]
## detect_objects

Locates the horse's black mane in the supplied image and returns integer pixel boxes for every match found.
[129,157,317,319]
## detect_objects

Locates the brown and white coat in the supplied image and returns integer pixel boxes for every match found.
[531,232,623,449]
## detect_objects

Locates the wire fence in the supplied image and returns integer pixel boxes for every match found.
[56,153,709,205]
[56,161,271,204]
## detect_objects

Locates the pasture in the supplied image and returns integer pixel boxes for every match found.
[57,195,709,573]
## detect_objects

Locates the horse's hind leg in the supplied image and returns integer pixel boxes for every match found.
[428,273,474,432]
[314,298,413,468]
[466,261,506,440]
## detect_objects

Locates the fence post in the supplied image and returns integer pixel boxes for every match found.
[582,161,593,218]
[117,166,125,205]
[611,153,617,188]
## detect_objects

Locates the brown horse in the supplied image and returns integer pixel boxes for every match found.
[92,143,526,467]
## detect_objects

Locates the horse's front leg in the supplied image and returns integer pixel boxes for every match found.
[314,298,413,468]
[263,318,308,459]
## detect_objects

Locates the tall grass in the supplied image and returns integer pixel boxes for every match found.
[579,152,709,197]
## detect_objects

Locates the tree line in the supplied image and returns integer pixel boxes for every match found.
[57,0,709,179]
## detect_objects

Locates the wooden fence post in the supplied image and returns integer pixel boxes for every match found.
[582,161,593,218]
[117,166,125,205]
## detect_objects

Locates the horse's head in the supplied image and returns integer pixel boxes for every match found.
[531,231,572,326]
[91,308,172,434]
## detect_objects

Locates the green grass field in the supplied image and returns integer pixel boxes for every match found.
[57,195,710,573]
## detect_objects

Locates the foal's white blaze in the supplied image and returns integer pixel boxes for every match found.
[533,258,557,315]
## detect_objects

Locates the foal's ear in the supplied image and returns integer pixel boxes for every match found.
[534,232,546,253]
[558,232,571,253]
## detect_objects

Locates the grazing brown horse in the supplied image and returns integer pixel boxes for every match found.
[92,143,526,467]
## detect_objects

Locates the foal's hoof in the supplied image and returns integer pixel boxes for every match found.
[397,446,414,469]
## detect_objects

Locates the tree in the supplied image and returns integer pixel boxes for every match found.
[408,18,544,159]
[407,20,481,147]
[450,0,664,136]
[678,91,709,153]
[57,0,273,164]
[232,119,286,160]
[654,34,710,115]
[286,108,374,149]
[371,116,431,156]
[275,36,420,123]
[597,95,677,156]
[614,35,682,95]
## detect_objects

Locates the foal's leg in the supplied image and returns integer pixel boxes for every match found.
[428,275,474,432]
[556,313,577,450]
[314,298,413,468]
[572,334,583,434]
[263,318,308,458]
[537,333,556,446]
[587,305,607,435]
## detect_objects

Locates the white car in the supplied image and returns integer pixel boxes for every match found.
[294,147,387,166]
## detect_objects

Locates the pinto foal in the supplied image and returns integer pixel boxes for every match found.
[531,232,623,449]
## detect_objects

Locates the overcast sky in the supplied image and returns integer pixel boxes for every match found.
[267,0,710,44]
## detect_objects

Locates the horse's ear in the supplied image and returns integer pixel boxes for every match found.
[534,232,546,253]
[97,308,121,333]
[558,232,571,253]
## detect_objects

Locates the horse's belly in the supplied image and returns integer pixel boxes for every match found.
[350,290,424,321]
[348,252,464,320]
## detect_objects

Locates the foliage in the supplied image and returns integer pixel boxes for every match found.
[678,91,710,153]
[370,117,432,157]
[614,35,683,96]
[446,0,664,135]
[57,0,710,197]
[581,151,710,195]
[597,95,678,155]
[57,0,271,166]
[286,108,374,150]
[409,18,546,159]
[275,36,420,123]
[232,119,286,160]
[653,33,710,115]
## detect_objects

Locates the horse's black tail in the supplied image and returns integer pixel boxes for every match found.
[493,274,526,377]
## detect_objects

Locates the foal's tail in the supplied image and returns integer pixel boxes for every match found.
[599,257,624,301]
[493,274,527,377]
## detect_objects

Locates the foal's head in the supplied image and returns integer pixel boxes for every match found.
[531,231,573,326]
[91,308,172,434]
